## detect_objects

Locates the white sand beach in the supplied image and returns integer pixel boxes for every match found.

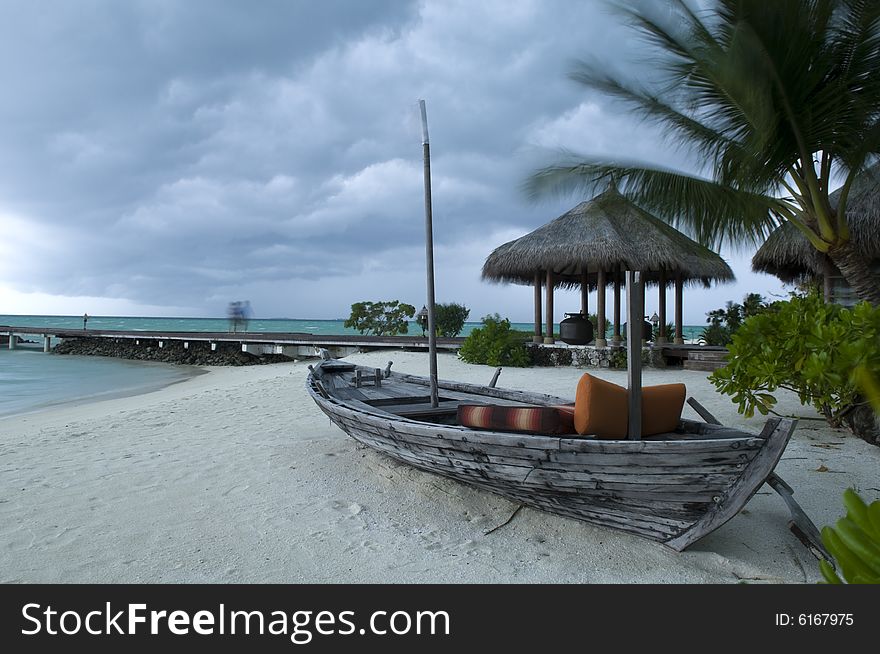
[1,351,877,584]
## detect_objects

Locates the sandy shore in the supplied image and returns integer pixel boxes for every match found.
[1,350,877,583]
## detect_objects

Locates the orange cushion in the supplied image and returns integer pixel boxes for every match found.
[574,374,686,438]
[574,373,628,439]
[457,404,576,435]
[641,383,686,436]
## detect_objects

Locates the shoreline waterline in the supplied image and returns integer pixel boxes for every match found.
[0,346,208,419]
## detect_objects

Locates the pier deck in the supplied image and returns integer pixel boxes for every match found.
[0,325,464,355]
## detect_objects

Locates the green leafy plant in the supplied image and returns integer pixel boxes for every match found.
[434,303,470,338]
[710,293,880,444]
[699,294,769,346]
[459,314,530,367]
[608,348,627,369]
[344,300,416,336]
[652,321,675,342]
[856,367,880,414]
[698,323,732,347]
[820,489,880,584]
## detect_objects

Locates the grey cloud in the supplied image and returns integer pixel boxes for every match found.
[0,0,785,321]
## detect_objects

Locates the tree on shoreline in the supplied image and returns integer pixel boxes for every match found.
[527,0,880,304]
[344,300,416,336]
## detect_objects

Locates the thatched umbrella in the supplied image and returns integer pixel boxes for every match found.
[752,166,880,300]
[482,186,735,345]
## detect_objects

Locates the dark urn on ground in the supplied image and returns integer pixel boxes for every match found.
[559,312,594,345]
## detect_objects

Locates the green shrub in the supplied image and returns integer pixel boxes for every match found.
[344,300,416,336]
[698,323,732,346]
[608,348,628,369]
[434,303,470,337]
[709,293,880,440]
[459,314,530,367]
[856,366,880,413]
[700,293,770,346]
[820,489,880,584]
[653,321,675,342]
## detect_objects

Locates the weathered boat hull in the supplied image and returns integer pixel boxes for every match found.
[307,365,795,550]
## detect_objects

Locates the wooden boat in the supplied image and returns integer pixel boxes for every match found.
[306,357,805,551]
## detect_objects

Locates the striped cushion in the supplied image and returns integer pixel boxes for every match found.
[457,404,576,435]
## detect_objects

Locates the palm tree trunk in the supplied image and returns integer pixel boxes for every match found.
[827,240,880,305]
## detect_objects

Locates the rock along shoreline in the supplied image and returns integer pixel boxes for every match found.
[53,337,292,366]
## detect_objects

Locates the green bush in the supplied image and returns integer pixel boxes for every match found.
[700,293,769,346]
[698,322,732,346]
[820,489,880,584]
[344,300,416,336]
[434,303,470,337]
[459,314,530,367]
[653,321,675,342]
[709,293,880,440]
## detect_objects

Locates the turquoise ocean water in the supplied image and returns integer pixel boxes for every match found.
[0,347,198,419]
[0,314,704,418]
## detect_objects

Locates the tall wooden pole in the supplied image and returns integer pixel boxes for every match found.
[613,264,622,343]
[626,270,643,440]
[674,271,684,344]
[657,267,667,344]
[419,100,439,408]
[596,269,607,347]
[533,271,543,344]
[580,269,589,316]
[544,270,555,344]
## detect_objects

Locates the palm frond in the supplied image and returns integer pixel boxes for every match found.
[525,158,783,250]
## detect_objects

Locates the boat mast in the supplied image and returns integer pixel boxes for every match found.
[625,270,643,440]
[419,99,439,408]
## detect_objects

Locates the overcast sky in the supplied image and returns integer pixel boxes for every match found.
[0,0,789,324]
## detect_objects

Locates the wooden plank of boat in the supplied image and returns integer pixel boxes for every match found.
[349,423,761,466]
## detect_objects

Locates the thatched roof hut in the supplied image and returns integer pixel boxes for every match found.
[482,187,735,288]
[752,166,880,284]
[481,187,734,346]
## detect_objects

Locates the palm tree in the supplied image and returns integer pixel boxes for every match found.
[527,0,880,304]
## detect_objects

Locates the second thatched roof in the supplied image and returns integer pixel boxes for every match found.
[752,165,880,282]
[482,187,734,288]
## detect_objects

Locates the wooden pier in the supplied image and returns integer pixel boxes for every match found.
[0,325,464,357]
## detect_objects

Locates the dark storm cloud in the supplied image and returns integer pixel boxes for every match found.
[0,0,784,320]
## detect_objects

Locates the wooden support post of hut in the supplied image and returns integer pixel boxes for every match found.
[613,265,622,343]
[674,272,684,345]
[596,269,607,347]
[580,269,589,316]
[7,332,16,350]
[533,271,543,344]
[544,270,555,344]
[656,267,668,344]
